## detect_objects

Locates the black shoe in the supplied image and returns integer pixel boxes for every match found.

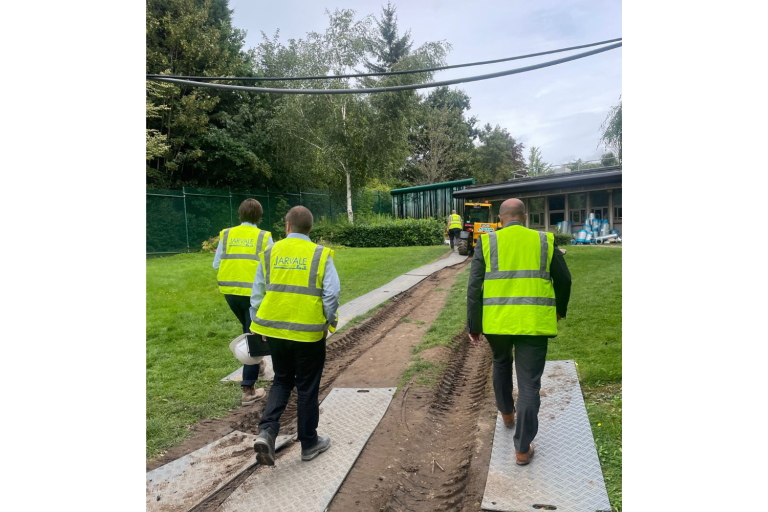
[301,434,331,462]
[253,429,276,466]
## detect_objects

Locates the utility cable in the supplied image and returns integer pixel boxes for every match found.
[146,42,621,95]
[146,37,621,82]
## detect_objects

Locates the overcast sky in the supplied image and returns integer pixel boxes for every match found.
[230,0,622,165]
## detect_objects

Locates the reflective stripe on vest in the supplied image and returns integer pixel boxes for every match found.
[217,226,270,296]
[481,226,557,336]
[251,238,334,342]
[448,214,462,229]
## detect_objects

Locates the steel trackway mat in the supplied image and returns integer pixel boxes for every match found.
[481,360,611,512]
[218,387,395,512]
[146,431,293,512]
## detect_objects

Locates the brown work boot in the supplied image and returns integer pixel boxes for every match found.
[515,443,535,465]
[501,407,516,428]
[241,385,266,406]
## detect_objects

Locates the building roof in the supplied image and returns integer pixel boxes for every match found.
[452,166,621,199]
[390,178,475,195]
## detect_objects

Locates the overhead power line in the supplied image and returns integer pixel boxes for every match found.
[147,42,621,95]
[146,37,621,82]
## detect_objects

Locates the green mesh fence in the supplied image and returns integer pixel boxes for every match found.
[146,187,394,254]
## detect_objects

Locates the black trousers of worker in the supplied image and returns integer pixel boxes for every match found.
[485,334,548,454]
[224,294,260,386]
[448,228,461,249]
[258,337,326,451]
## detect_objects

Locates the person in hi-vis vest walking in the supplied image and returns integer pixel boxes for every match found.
[466,198,571,465]
[250,206,340,465]
[214,198,274,406]
[446,209,463,251]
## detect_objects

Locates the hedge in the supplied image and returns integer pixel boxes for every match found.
[553,233,572,247]
[310,218,444,247]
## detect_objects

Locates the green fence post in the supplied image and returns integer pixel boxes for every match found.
[266,188,271,229]
[228,187,233,227]
[182,186,190,253]
[328,187,332,221]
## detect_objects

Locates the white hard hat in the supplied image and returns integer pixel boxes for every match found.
[229,334,264,366]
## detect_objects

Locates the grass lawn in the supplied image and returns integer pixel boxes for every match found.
[146,245,448,460]
[397,245,622,511]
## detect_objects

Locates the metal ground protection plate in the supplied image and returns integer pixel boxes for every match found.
[146,431,293,512]
[404,250,468,276]
[218,387,396,512]
[481,360,611,512]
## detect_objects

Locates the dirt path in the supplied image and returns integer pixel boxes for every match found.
[329,330,498,512]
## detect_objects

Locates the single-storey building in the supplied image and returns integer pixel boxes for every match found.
[452,165,622,236]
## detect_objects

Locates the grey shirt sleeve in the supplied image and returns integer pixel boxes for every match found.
[466,236,486,333]
[322,257,341,326]
[213,238,223,270]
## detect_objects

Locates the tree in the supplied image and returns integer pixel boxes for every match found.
[146,81,170,162]
[407,88,476,184]
[527,146,552,176]
[145,0,272,188]
[601,152,618,166]
[414,107,455,184]
[263,8,448,222]
[600,97,622,162]
[471,124,527,184]
[265,9,376,223]
[365,2,413,73]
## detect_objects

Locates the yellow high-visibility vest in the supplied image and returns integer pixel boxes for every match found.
[217,225,271,296]
[448,214,462,230]
[480,225,557,336]
[250,237,338,342]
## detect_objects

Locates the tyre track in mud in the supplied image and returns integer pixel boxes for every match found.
[375,332,493,512]
[192,263,468,512]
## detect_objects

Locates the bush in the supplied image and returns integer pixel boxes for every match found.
[272,213,444,248]
[202,236,219,253]
[554,233,572,247]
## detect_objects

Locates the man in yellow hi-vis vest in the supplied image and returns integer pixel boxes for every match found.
[466,198,571,466]
[446,209,463,251]
[213,198,273,406]
[249,206,340,466]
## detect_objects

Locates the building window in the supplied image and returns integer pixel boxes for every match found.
[549,212,565,225]
[548,195,565,228]
[613,188,622,220]
[529,197,545,226]
[569,193,586,224]
[589,190,609,207]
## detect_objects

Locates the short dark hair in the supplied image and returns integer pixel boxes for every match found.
[285,206,313,235]
[238,199,263,224]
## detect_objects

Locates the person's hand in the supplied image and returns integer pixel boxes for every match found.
[468,332,483,346]
[557,314,562,322]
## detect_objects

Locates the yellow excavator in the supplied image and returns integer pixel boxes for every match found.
[457,201,502,255]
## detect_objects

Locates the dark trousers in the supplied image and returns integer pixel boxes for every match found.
[449,228,461,249]
[258,336,326,450]
[485,334,548,454]
[224,294,260,387]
